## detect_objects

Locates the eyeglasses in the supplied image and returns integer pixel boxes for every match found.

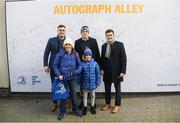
[59,30,65,31]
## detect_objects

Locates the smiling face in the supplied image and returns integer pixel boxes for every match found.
[105,32,114,42]
[64,43,72,53]
[85,55,91,61]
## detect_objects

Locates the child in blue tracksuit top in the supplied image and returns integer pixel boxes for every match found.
[80,48,101,115]
[53,37,82,120]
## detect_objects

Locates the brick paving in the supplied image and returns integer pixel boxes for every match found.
[0,93,180,122]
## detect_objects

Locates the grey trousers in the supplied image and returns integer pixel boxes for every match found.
[83,89,96,107]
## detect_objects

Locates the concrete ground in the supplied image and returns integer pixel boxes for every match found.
[0,92,180,122]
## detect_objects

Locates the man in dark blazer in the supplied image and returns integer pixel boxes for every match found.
[43,24,66,112]
[75,26,100,109]
[100,29,127,113]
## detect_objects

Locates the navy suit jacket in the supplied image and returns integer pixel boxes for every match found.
[43,36,64,69]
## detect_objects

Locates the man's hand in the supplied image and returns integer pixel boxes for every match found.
[101,70,104,75]
[117,73,125,78]
[59,75,63,80]
[43,66,49,73]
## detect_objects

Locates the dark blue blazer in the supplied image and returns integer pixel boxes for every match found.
[43,36,64,69]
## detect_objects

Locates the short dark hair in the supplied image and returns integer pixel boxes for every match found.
[57,24,66,28]
[105,29,114,35]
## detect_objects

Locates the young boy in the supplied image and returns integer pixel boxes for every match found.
[80,48,101,115]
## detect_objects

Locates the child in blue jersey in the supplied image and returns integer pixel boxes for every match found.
[80,48,101,115]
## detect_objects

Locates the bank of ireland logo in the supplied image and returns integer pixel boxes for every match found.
[17,76,27,85]
[32,76,41,85]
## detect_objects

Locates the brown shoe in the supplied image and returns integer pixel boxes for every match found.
[66,101,72,109]
[101,104,111,111]
[50,103,57,112]
[111,106,120,113]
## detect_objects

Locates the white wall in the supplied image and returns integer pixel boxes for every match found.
[5,0,180,92]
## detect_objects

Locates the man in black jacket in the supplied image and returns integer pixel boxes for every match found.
[100,29,127,113]
[75,26,100,109]
[43,24,66,112]
[75,26,100,64]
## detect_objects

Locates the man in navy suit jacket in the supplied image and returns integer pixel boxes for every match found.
[43,24,66,112]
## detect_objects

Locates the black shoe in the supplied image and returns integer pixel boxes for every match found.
[89,103,96,109]
[91,106,96,114]
[73,109,82,117]
[57,113,64,120]
[82,107,87,115]
[94,103,97,109]
[78,102,84,110]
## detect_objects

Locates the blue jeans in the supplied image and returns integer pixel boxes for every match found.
[104,82,121,106]
[59,79,79,113]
